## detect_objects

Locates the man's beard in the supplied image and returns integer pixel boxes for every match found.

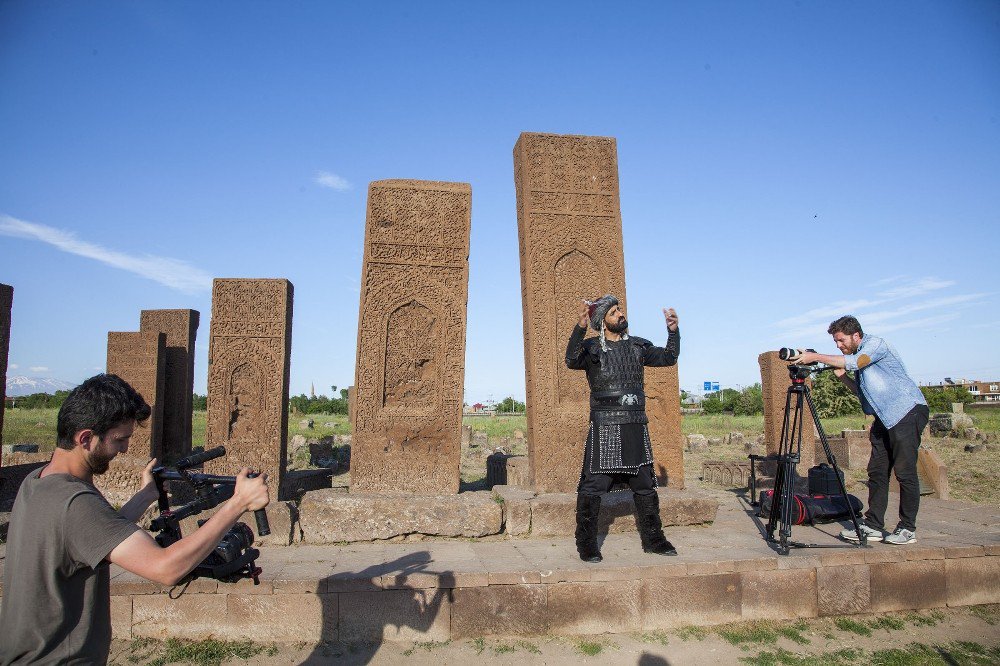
[86,439,117,475]
[606,317,628,334]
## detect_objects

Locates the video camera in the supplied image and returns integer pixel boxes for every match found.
[778,348,837,381]
[150,446,269,585]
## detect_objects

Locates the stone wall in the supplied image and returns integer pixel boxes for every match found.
[514,132,683,492]
[351,180,472,495]
[0,284,11,454]
[204,279,293,499]
[140,310,199,464]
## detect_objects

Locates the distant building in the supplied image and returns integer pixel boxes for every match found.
[922,378,1000,403]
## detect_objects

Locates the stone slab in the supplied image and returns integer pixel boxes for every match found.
[0,284,11,453]
[107,330,166,461]
[547,580,642,635]
[298,490,502,543]
[204,278,292,499]
[642,573,743,628]
[140,309,199,464]
[817,564,871,616]
[451,584,548,639]
[352,180,472,495]
[945,556,1000,607]
[514,132,685,492]
[870,559,947,612]
[741,568,818,620]
[339,588,451,642]
[529,491,718,537]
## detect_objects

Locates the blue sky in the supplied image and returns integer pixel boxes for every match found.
[1,1,998,401]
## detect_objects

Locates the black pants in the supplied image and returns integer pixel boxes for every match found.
[864,404,929,532]
[577,463,657,496]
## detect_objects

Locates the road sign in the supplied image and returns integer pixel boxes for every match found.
[712,382,720,392]
[703,381,712,391]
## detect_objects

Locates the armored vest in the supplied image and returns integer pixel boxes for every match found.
[585,337,648,425]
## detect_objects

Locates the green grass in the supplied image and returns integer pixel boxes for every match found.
[717,621,780,646]
[833,617,873,637]
[471,637,485,655]
[493,642,515,654]
[516,640,542,654]
[777,620,811,645]
[741,647,863,666]
[1,407,58,450]
[869,615,906,631]
[675,625,709,641]
[402,640,450,656]
[146,638,264,666]
[968,604,999,626]
[634,630,670,645]
[463,415,526,439]
[576,640,603,656]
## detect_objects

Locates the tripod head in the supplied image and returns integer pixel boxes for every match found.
[786,363,837,382]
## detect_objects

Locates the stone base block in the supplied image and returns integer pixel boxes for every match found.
[946,555,1000,607]
[529,491,718,537]
[298,490,503,543]
[818,564,871,616]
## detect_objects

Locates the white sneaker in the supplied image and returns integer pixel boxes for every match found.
[840,523,884,543]
[883,527,916,545]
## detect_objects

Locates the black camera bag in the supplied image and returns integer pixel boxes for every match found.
[808,463,845,496]
[758,489,863,525]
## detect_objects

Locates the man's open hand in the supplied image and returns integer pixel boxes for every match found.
[663,308,679,332]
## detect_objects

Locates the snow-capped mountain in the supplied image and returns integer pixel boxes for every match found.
[4,375,77,397]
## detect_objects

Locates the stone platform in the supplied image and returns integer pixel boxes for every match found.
[1,489,992,643]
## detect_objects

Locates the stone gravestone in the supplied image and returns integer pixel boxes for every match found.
[106,331,166,461]
[758,351,816,470]
[514,132,684,492]
[204,279,293,499]
[351,180,472,494]
[0,284,11,454]
[140,309,199,464]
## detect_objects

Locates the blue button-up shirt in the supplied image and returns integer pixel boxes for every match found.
[843,335,926,429]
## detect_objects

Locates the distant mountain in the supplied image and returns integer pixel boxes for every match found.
[5,375,77,397]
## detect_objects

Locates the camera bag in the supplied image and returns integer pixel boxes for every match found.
[807,463,844,496]
[758,489,864,525]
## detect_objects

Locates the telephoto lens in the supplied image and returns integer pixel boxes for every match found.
[778,347,815,361]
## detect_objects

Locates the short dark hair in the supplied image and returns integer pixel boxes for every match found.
[56,374,151,450]
[828,316,864,337]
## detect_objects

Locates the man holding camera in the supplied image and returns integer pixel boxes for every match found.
[794,316,928,546]
[0,374,270,665]
[565,295,681,562]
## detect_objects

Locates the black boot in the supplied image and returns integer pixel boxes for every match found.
[575,493,603,562]
[634,492,677,556]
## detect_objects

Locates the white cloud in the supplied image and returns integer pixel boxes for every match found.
[0,214,212,293]
[314,171,351,191]
[9,363,17,370]
[29,366,49,372]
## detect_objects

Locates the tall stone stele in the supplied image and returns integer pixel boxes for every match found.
[759,351,816,470]
[0,284,12,454]
[106,331,167,461]
[514,132,684,493]
[205,279,293,499]
[140,309,199,464]
[352,179,472,495]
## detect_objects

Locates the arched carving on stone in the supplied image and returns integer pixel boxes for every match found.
[554,248,599,404]
[382,299,440,412]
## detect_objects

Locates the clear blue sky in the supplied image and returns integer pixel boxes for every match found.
[2,1,998,401]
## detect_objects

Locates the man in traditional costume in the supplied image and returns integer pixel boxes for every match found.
[565,295,680,562]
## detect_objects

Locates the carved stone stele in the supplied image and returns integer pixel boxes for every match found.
[514,132,684,492]
[0,284,12,452]
[352,179,471,494]
[758,351,816,469]
[106,331,166,461]
[205,279,293,499]
[140,309,199,464]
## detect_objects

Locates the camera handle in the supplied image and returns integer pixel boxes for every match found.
[246,472,270,537]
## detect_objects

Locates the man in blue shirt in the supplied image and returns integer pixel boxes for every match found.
[795,316,929,545]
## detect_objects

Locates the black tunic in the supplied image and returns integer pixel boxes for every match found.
[565,325,680,475]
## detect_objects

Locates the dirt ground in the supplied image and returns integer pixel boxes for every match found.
[110,605,1000,666]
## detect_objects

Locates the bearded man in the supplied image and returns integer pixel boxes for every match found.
[565,295,680,562]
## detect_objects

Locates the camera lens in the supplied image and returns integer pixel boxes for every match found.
[214,523,255,563]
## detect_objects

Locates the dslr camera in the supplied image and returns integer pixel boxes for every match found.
[150,446,269,585]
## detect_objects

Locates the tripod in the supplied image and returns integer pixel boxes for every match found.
[765,364,868,554]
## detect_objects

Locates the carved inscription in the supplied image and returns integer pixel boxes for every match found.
[205,279,292,499]
[514,132,684,492]
[353,180,471,494]
[106,331,166,461]
[0,284,12,452]
[140,310,199,464]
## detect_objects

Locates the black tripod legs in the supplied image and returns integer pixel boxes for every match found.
[575,493,603,562]
[634,492,678,556]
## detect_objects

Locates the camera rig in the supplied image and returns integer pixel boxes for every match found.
[150,446,270,585]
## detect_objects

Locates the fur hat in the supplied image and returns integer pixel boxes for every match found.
[588,294,619,331]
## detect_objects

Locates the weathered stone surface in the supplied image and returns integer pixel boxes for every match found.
[110,596,132,640]
[759,351,816,469]
[870,559,946,611]
[298,490,502,543]
[451,584,548,638]
[227,593,334,642]
[93,455,150,511]
[140,310,199,464]
[642,573,743,628]
[339,588,450,641]
[204,279,292,499]
[741,569,818,620]
[547,580,642,634]
[352,180,471,495]
[131,593,228,639]
[529,491,717,537]
[929,413,973,436]
[505,455,532,488]
[107,330,166,461]
[0,284,11,452]
[945,556,1000,607]
[817,564,871,616]
[514,132,683,492]
[842,429,871,470]
[493,485,535,536]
